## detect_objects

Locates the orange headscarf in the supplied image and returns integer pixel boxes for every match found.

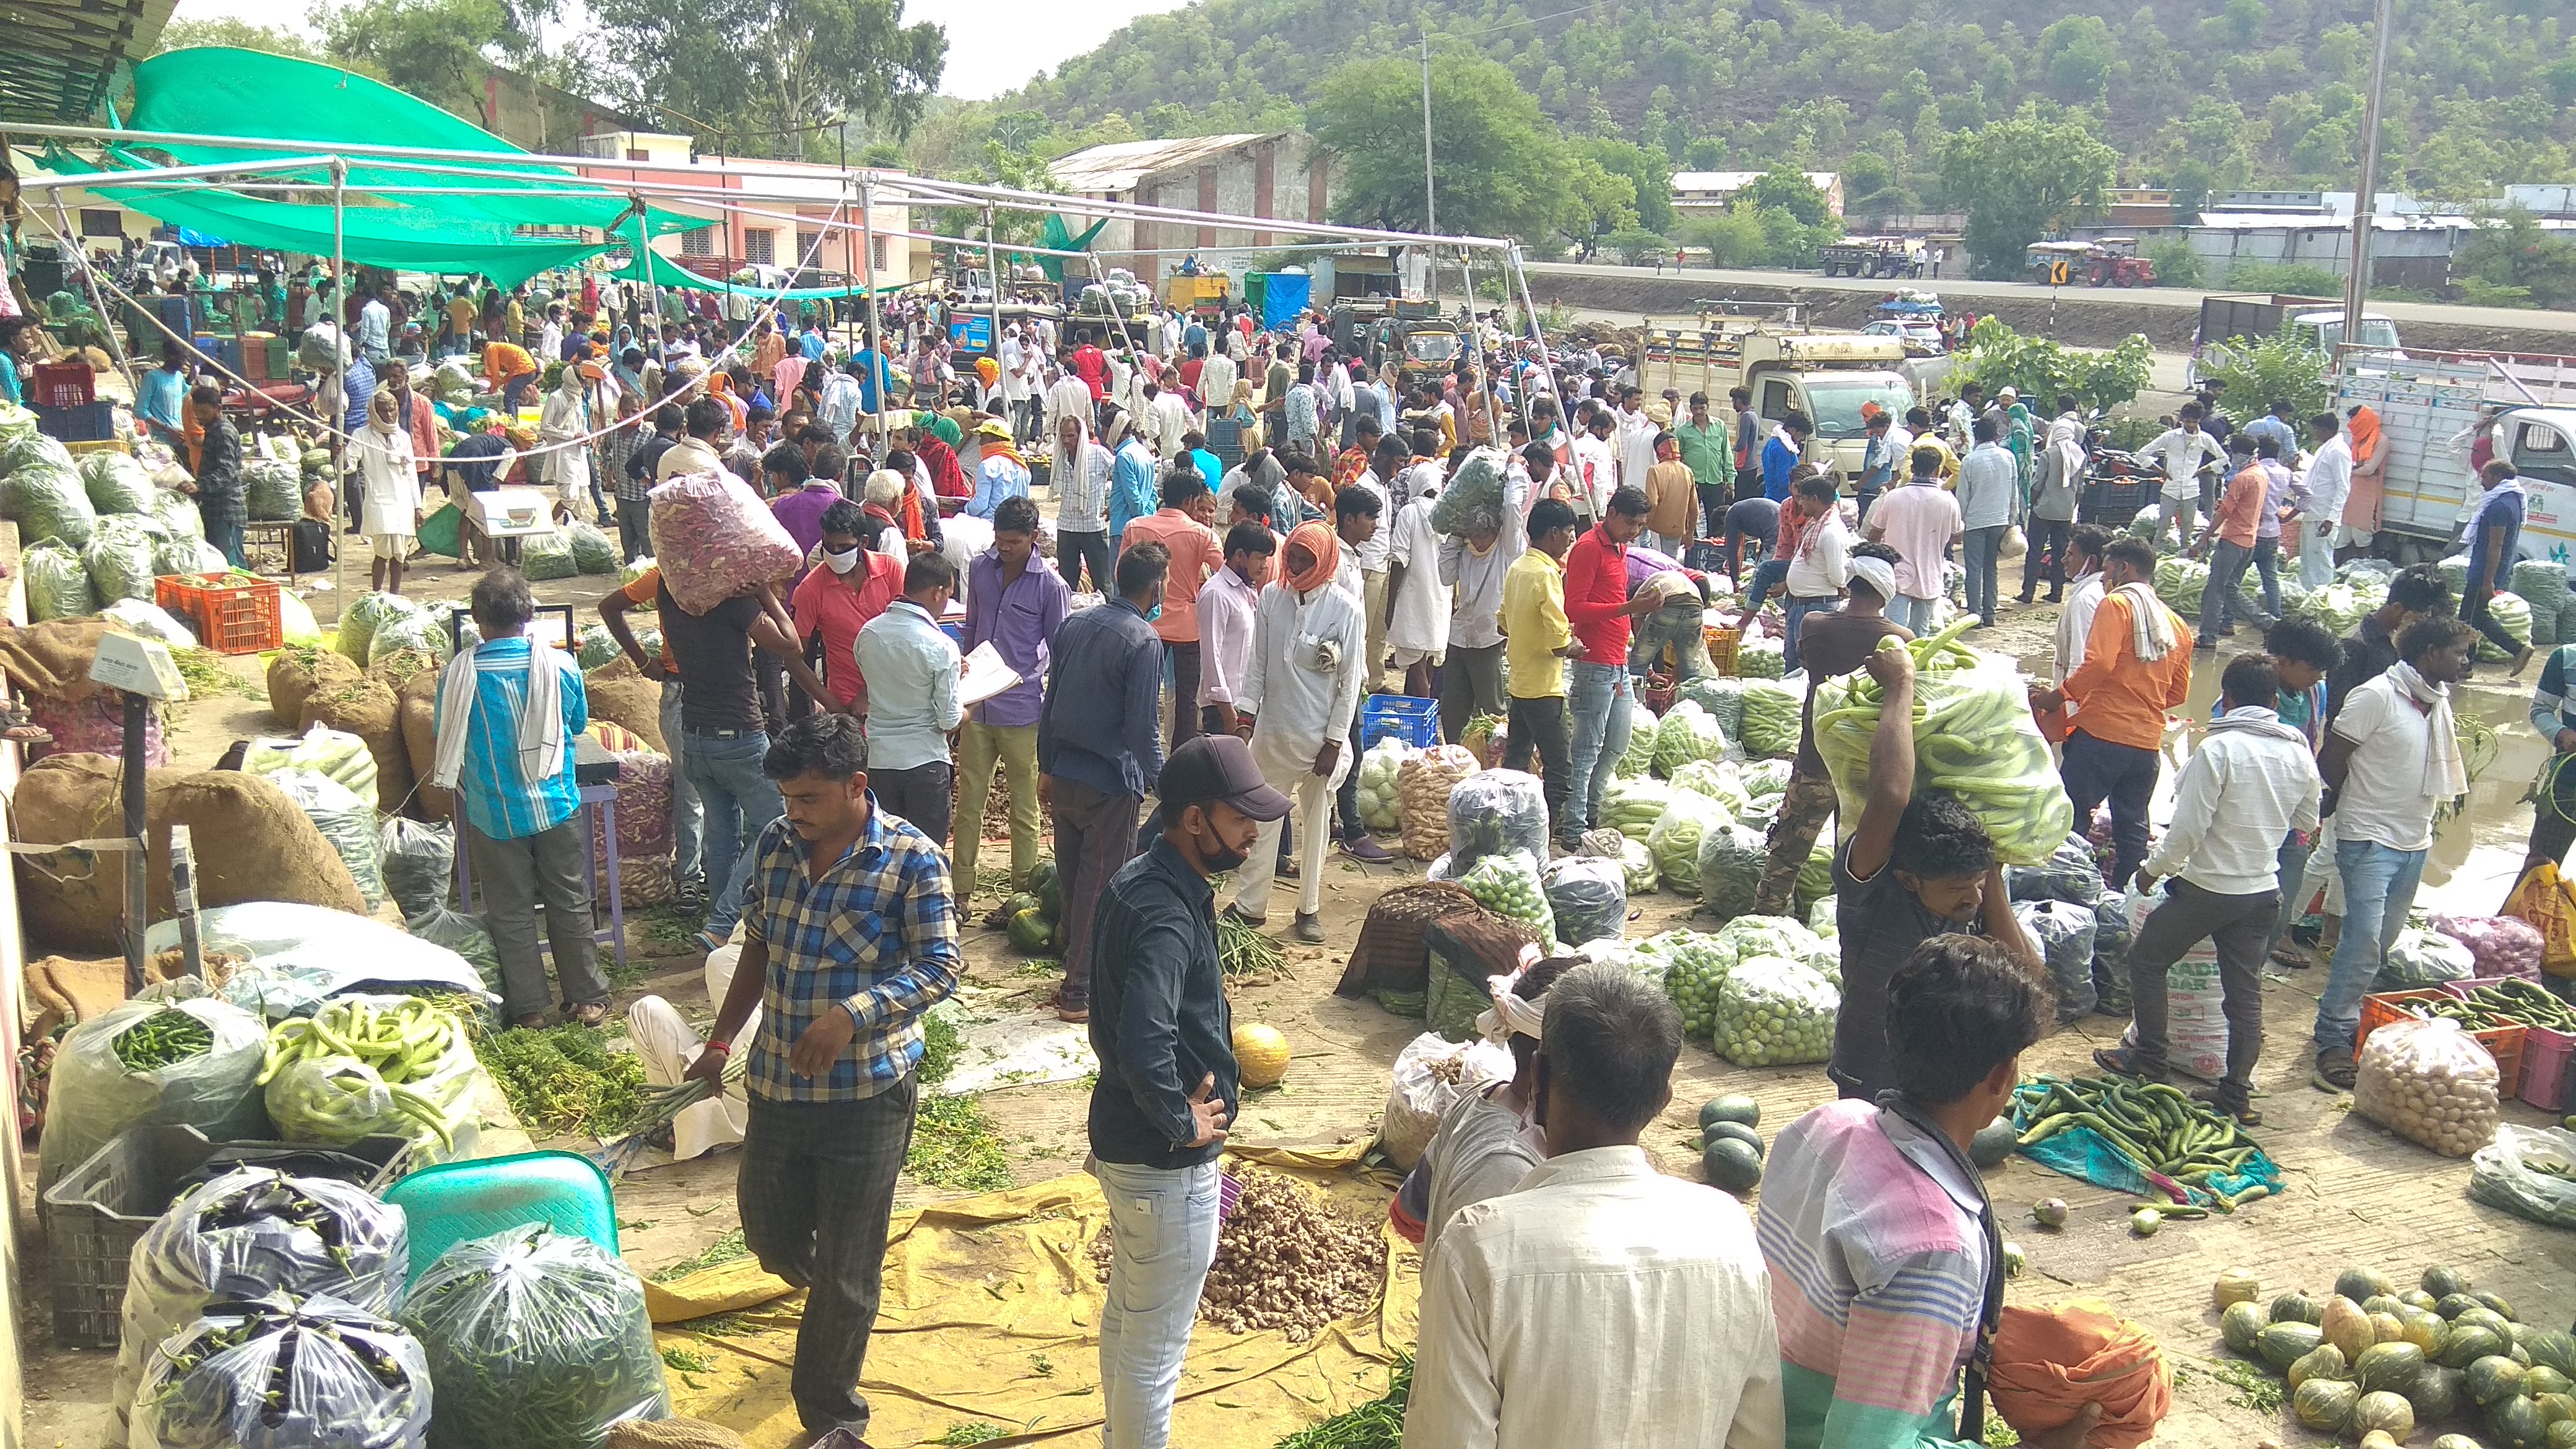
[1282,520,1339,595]
[1986,1300,2171,1449]
[2346,404,2382,464]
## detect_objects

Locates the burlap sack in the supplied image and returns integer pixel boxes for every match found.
[13,755,365,953]
[584,654,668,755]
[265,646,363,728]
[365,646,442,695]
[398,669,451,823]
[0,617,120,706]
[300,674,412,817]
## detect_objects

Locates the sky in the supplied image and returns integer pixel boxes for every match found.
[162,0,1193,101]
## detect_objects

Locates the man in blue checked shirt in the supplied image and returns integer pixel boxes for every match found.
[687,711,959,1442]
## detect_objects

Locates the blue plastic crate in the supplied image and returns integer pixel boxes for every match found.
[1360,694,1440,750]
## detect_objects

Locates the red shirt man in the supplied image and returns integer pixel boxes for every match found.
[790,548,907,711]
[1563,490,1657,665]
[1072,341,1108,401]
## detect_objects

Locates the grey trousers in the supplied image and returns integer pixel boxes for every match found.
[2126,877,2278,1091]
[1439,642,1505,745]
[659,679,705,887]
[463,814,608,1020]
[739,1082,920,1436]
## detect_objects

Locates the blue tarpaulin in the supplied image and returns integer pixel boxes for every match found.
[1258,272,1310,330]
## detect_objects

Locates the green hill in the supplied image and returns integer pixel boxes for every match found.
[991,0,2576,207]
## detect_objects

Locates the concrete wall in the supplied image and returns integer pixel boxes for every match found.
[1087,136,1333,282]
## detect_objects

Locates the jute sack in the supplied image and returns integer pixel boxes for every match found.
[13,755,364,952]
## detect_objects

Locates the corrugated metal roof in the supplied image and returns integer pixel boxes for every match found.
[1048,133,1279,194]
[1671,170,1837,194]
[0,0,177,123]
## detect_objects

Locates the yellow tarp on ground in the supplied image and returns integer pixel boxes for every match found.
[644,1144,1418,1449]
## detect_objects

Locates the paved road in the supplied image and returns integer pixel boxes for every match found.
[1525,259,2576,335]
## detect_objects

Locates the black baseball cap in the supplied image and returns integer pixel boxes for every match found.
[1159,736,1291,822]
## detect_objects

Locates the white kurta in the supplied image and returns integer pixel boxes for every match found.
[1238,580,1365,777]
[539,388,592,498]
[354,425,421,537]
[1385,497,1451,656]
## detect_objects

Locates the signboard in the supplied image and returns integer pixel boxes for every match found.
[949,315,993,354]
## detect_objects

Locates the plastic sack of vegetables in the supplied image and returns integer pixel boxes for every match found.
[1652,699,1727,777]
[2467,1125,2576,1230]
[1651,929,1733,1038]
[411,905,503,993]
[1736,637,1786,679]
[2354,1016,2501,1157]
[2014,899,2099,1021]
[1738,678,1803,760]
[25,539,96,620]
[243,724,381,803]
[1679,675,1745,736]
[1353,738,1411,833]
[1738,757,1792,801]
[85,515,160,604]
[379,817,456,923]
[2,446,100,546]
[80,448,160,515]
[149,533,207,579]
[1694,820,1769,925]
[1428,448,1507,537]
[1648,792,1728,895]
[149,488,204,542]
[649,468,804,615]
[1381,1032,1515,1169]
[2429,912,2545,983]
[1710,954,1839,1066]
[1812,621,2072,866]
[402,1225,669,1445]
[575,622,622,671]
[1544,855,1629,946]
[1708,914,1821,970]
[2152,555,2208,619]
[1619,836,1658,894]
[131,1291,431,1449]
[1601,775,1676,842]
[336,592,418,667]
[244,458,305,521]
[2008,832,2107,910]
[1447,769,1549,878]
[519,528,579,582]
[565,521,622,575]
[2481,591,2533,662]
[2377,926,2476,987]
[103,597,199,648]
[1458,849,1559,949]
[1666,758,1751,814]
[263,996,477,1152]
[113,1171,411,1446]
[1614,707,1659,778]
[35,983,269,1206]
[266,769,386,910]
[367,609,453,671]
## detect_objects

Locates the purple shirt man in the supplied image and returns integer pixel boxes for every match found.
[964,544,1072,728]
[771,479,846,560]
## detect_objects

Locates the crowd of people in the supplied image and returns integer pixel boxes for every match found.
[176,251,2570,1449]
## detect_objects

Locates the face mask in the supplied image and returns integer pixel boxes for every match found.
[825,547,861,574]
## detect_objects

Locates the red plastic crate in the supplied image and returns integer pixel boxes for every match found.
[154,572,283,655]
[2356,988,2525,1091]
[2440,978,2576,1110]
[31,361,94,409]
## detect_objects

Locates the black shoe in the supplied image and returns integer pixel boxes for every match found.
[2092,1045,2169,1083]
[2192,1083,2263,1126]
[2312,1049,2357,1092]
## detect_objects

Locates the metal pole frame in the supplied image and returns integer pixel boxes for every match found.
[331,158,346,613]
[858,175,886,448]
[2344,0,2396,354]
[983,206,1004,418]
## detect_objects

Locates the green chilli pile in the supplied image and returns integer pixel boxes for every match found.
[260,997,475,1151]
[113,1008,216,1072]
[1811,619,2072,866]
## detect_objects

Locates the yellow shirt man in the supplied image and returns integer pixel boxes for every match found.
[1502,547,1570,700]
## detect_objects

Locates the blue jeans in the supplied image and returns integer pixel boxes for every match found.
[1782,594,1834,676]
[1887,594,1936,633]
[1743,556,1790,607]
[1962,524,2006,623]
[2318,837,2429,1053]
[1094,1159,1220,1449]
[1562,662,1634,842]
[685,728,783,935]
[2265,832,2315,962]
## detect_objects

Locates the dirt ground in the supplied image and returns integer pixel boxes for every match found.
[20,540,2576,1448]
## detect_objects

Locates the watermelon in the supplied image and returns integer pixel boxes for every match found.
[1704,1121,1765,1159]
[1007,907,1055,954]
[1700,1095,1760,1129]
[1703,1137,1762,1194]
[1001,892,1041,920]
[1971,1119,2019,1168]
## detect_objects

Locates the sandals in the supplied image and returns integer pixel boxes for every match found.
[2269,945,2312,970]
[2091,1045,2169,1084]
[2191,1083,2262,1126]
[569,1001,609,1028]
[690,927,728,955]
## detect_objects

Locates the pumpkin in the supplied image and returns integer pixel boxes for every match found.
[1232,1022,1292,1088]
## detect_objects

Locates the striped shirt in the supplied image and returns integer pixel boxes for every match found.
[432,638,585,843]
[739,804,960,1103]
[1759,1099,1986,1449]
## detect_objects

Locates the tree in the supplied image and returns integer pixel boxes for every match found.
[154,17,331,63]
[1548,154,1638,259]
[590,0,945,158]
[2037,14,2117,102]
[1677,208,1769,269]
[1313,51,1572,242]
[2197,326,2331,419]
[317,0,545,125]
[2454,206,2576,311]
[1939,111,2115,278]
[1570,136,1673,233]
[1744,165,1829,226]
[1954,318,2154,410]
[2141,238,2203,288]
[1601,228,1670,266]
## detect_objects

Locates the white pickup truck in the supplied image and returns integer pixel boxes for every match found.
[2340,352,2576,565]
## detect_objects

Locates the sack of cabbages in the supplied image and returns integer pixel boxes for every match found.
[2353,1017,2501,1157]
[1378,1031,1513,1170]
[111,1172,409,1446]
[1447,768,1547,877]
[131,1291,430,1449]
[1353,738,1412,833]
[1544,854,1628,946]
[2378,926,2476,988]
